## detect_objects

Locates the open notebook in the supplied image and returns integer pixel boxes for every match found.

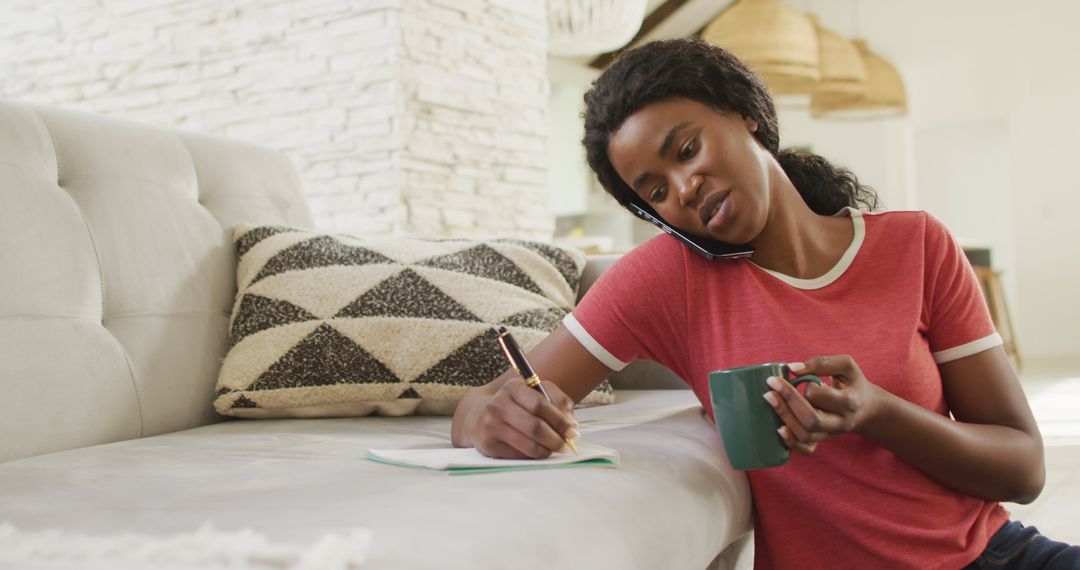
[366,441,619,475]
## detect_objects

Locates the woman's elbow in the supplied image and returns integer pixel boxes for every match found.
[1008,438,1046,505]
[1009,463,1045,505]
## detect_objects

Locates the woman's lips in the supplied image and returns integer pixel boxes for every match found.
[699,190,731,230]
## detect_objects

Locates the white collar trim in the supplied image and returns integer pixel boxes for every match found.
[752,207,865,290]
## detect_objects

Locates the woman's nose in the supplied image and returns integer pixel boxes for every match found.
[676,174,703,206]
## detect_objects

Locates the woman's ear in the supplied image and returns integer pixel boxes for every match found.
[744,117,758,133]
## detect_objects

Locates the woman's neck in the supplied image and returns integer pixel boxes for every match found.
[748,181,854,280]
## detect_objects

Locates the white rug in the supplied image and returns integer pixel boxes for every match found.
[0,523,371,570]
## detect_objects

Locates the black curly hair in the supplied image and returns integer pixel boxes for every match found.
[582,38,878,217]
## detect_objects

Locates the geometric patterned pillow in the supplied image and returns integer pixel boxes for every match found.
[213,225,614,418]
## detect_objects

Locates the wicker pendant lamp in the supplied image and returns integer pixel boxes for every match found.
[810,16,867,104]
[547,0,648,56]
[811,39,906,120]
[701,0,820,95]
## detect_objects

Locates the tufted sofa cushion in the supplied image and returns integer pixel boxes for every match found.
[0,100,314,462]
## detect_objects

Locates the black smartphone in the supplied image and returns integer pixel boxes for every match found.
[628,201,754,260]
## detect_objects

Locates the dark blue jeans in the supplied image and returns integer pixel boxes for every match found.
[965,521,1080,569]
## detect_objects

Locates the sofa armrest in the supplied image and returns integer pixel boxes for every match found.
[577,254,688,390]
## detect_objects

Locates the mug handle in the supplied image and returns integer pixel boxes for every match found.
[781,364,824,388]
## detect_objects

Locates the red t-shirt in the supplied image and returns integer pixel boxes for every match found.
[565,209,1008,569]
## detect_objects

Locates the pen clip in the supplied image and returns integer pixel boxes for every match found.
[497,326,535,379]
[495,331,522,377]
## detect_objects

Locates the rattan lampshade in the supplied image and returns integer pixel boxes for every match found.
[811,17,867,103]
[701,0,820,95]
[547,0,648,56]
[811,39,906,120]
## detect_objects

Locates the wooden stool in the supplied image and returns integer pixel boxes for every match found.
[972,265,1021,370]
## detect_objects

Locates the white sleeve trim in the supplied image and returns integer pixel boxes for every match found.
[932,332,1004,364]
[562,313,629,371]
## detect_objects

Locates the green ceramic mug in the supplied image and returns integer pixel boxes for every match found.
[708,363,824,470]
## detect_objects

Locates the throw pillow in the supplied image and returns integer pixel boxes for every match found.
[214,225,613,418]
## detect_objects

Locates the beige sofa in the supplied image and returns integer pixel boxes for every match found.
[0,100,752,569]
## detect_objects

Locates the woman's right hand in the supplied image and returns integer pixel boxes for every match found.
[464,378,580,460]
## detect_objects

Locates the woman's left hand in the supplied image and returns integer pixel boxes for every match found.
[763,355,886,455]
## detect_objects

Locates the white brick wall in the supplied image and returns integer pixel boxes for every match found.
[1,0,554,240]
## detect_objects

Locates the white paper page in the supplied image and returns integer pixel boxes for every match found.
[367,441,618,470]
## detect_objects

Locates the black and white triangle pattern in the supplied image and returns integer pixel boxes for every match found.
[215,225,613,418]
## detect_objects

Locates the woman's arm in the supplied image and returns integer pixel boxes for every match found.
[451,324,614,458]
[868,347,1043,503]
[766,347,1045,504]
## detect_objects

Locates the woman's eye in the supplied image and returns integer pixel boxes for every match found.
[649,185,666,202]
[679,139,697,161]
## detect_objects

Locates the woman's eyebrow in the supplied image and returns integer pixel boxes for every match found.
[632,171,651,192]
[658,122,692,158]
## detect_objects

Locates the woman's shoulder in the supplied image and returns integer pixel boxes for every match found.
[614,232,687,266]
[595,234,691,288]
[860,208,945,239]
[860,208,954,236]
[859,209,961,265]
[859,208,929,224]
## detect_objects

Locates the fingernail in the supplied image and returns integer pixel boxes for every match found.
[766,376,784,390]
[787,362,806,372]
[762,392,778,406]
[777,427,787,439]
[566,428,580,441]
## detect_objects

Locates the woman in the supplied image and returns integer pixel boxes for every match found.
[451,38,1076,569]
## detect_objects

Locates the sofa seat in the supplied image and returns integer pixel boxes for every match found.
[0,390,752,569]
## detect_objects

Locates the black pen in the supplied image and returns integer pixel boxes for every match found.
[495,326,578,454]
